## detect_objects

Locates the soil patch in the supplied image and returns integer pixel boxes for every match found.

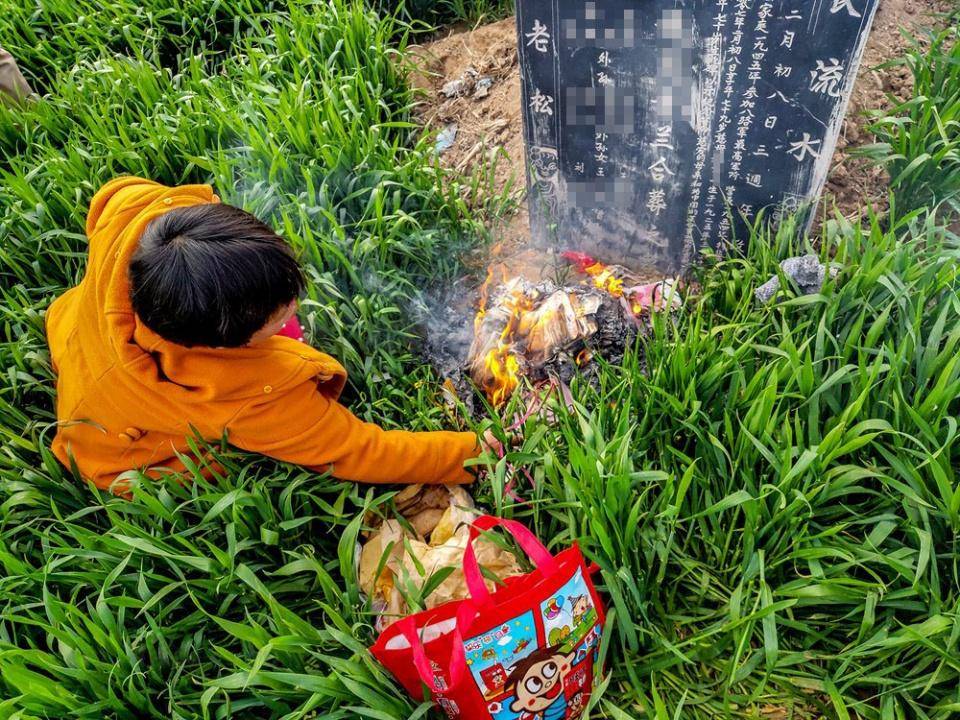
[410,2,952,256]
[827,0,954,220]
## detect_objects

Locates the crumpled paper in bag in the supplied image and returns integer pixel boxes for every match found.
[358,486,521,629]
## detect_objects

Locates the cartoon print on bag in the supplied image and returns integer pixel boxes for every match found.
[481,663,509,694]
[569,595,590,627]
[568,691,585,718]
[567,693,587,720]
[543,595,564,620]
[437,696,460,719]
[540,570,599,652]
[462,570,603,719]
[547,625,571,646]
[464,610,539,700]
[429,659,449,691]
[504,645,573,720]
[565,666,588,696]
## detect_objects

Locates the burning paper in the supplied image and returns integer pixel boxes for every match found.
[466,253,680,405]
[468,278,608,404]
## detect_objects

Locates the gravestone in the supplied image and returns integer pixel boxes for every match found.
[515,0,879,275]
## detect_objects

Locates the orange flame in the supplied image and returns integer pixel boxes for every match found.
[485,346,521,406]
[474,266,494,332]
[583,262,624,297]
[481,288,533,406]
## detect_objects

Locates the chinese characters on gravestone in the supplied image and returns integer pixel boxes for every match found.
[516,0,879,275]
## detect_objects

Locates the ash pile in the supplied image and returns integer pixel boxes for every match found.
[422,253,680,412]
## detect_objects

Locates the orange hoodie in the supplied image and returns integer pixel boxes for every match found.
[45,177,480,493]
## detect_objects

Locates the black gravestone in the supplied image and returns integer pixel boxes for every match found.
[515,0,879,276]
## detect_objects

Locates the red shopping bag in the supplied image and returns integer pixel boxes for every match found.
[371,515,605,720]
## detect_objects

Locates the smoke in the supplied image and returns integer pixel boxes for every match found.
[411,277,477,373]
[408,276,482,413]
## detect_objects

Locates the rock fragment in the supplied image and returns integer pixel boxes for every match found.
[756,254,840,303]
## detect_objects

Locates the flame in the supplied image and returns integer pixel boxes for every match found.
[584,262,624,297]
[481,287,533,406]
[575,348,592,366]
[485,346,521,406]
[474,266,494,332]
[563,252,627,299]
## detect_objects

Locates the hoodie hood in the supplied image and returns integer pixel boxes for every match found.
[80,176,347,403]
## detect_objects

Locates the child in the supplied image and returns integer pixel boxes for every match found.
[46,177,492,493]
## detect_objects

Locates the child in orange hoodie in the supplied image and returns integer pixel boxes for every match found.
[46,177,492,493]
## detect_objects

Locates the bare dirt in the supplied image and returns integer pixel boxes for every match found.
[410,1,953,255]
[827,0,954,219]
[409,17,534,275]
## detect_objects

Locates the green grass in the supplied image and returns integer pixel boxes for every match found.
[380,0,514,27]
[861,28,960,217]
[508,209,960,718]
[1,2,959,719]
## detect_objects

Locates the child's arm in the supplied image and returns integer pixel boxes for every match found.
[228,381,482,485]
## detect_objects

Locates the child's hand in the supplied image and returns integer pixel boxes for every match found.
[479,429,503,457]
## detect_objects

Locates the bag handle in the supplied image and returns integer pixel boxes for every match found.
[396,602,473,694]
[463,515,559,604]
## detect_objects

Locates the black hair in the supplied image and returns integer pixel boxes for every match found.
[129,203,305,348]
